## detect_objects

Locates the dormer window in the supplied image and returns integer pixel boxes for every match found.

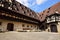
[48,7,50,10]
[42,14,43,15]
[41,17,42,19]
[47,11,49,13]
[24,11,26,14]
[43,10,45,12]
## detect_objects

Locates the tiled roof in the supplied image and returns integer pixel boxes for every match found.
[39,2,60,22]
[14,1,39,20]
[0,0,39,21]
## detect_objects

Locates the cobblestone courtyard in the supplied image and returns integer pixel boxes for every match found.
[0,31,60,40]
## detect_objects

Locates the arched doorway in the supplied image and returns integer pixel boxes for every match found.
[7,23,14,31]
[50,24,58,32]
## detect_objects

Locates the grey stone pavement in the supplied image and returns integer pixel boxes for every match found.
[0,31,60,40]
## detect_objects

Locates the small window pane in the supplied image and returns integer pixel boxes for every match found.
[22,24,25,27]
[31,26,32,28]
[27,25,29,27]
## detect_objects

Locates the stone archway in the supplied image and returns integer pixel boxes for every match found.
[7,23,14,31]
[50,24,58,32]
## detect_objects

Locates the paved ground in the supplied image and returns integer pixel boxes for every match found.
[0,31,60,40]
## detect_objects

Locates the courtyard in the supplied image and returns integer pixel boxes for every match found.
[0,31,60,40]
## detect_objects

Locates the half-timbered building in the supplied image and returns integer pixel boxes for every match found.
[39,2,60,33]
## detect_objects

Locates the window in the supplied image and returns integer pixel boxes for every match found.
[20,4,22,6]
[47,17,51,23]
[27,25,29,27]
[0,22,2,25]
[39,15,41,16]
[12,5,18,11]
[17,8,19,11]
[51,16,55,20]
[29,14,31,16]
[56,16,59,21]
[42,14,43,15]
[48,8,50,10]
[47,11,49,13]
[41,17,42,19]
[35,26,36,28]
[21,7,23,10]
[31,26,32,28]
[43,10,45,12]
[22,24,25,27]
[23,11,26,14]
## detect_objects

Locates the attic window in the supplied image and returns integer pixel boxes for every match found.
[20,4,22,6]
[41,17,42,19]
[24,11,26,14]
[43,10,45,12]
[16,7,19,11]
[24,7,26,9]
[40,15,41,16]
[47,11,49,13]
[42,14,43,15]
[22,7,23,10]
[29,14,31,16]
[48,8,50,10]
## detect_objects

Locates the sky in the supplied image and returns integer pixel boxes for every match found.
[16,0,60,13]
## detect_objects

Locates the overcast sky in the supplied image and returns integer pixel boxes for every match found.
[16,0,60,13]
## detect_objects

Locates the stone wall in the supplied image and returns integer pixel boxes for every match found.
[57,22,60,33]
[0,19,38,31]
